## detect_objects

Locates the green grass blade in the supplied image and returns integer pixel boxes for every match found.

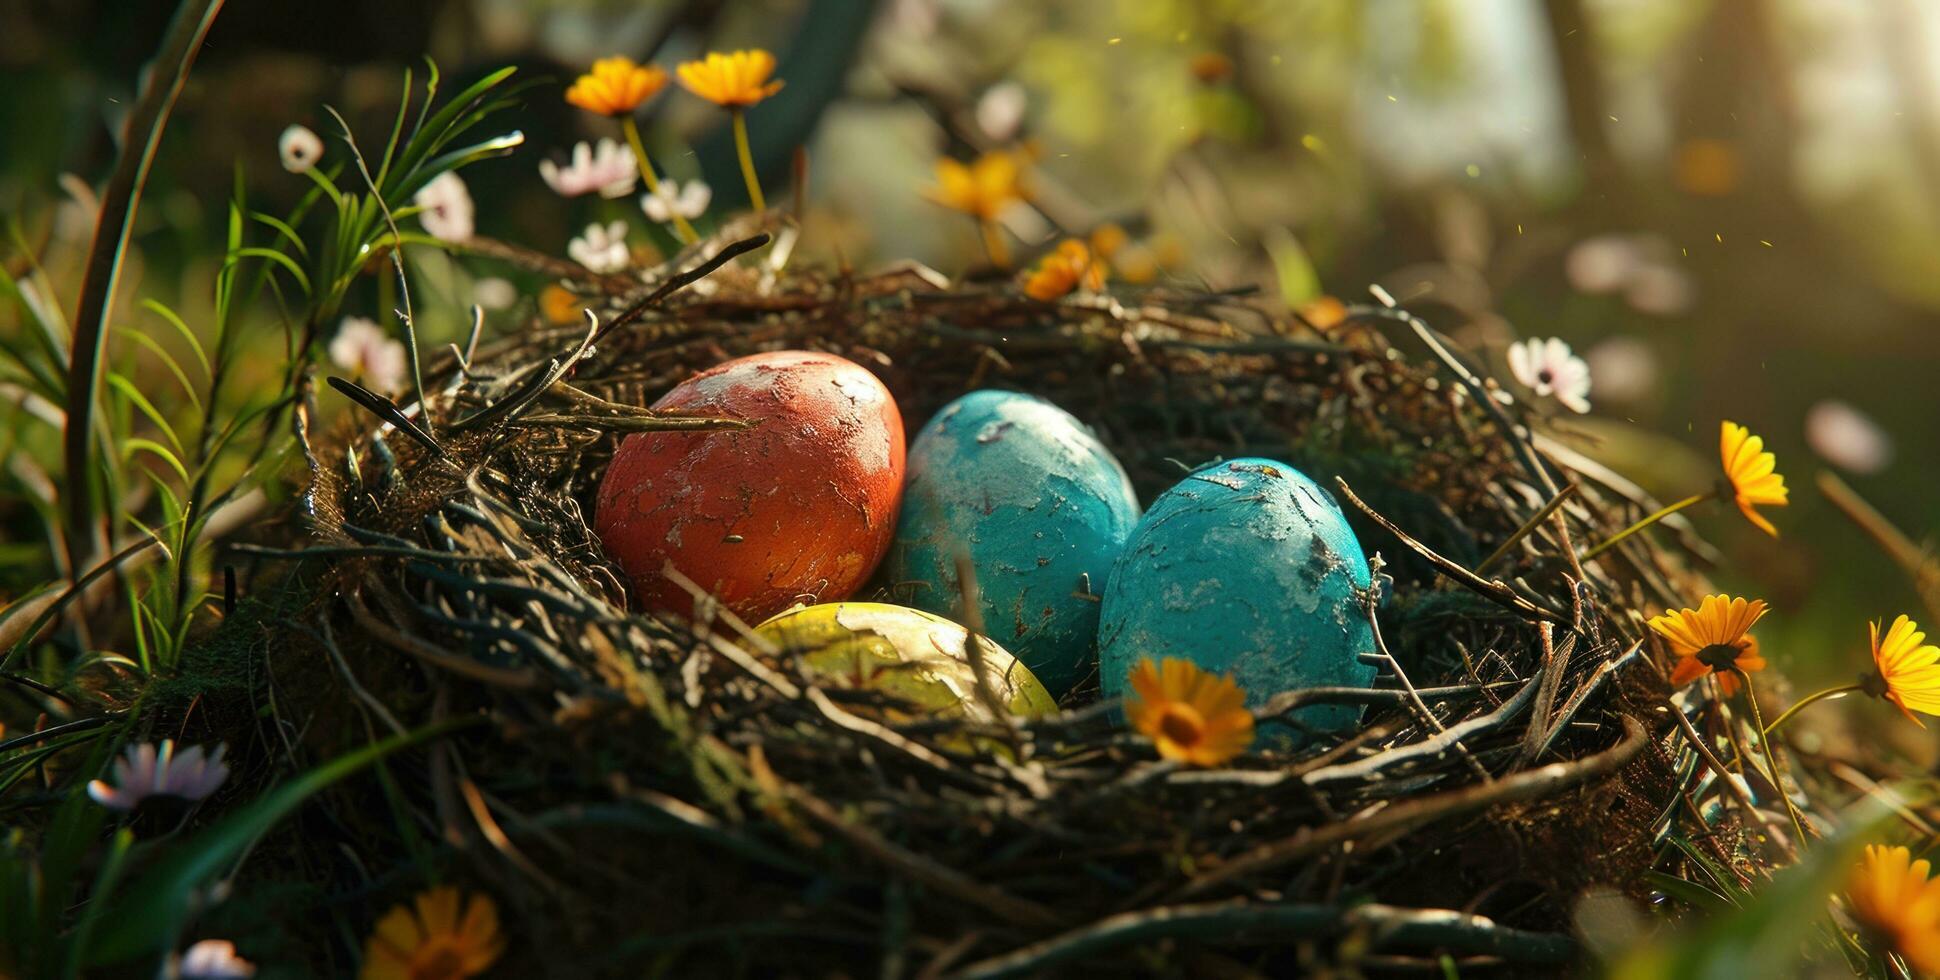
[59,0,226,578]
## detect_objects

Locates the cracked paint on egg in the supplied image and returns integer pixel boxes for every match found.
[1098,457,1377,737]
[885,391,1140,696]
[754,602,1055,720]
[594,351,905,623]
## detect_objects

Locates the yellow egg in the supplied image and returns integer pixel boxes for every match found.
[753,602,1055,721]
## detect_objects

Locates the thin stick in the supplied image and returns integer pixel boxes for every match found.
[1581,493,1710,561]
[1334,477,1565,625]
[1176,715,1646,899]
[1477,483,1577,572]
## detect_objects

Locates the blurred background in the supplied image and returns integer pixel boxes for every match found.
[3,0,1937,732]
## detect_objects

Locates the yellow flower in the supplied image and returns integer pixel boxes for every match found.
[1127,657,1254,767]
[360,887,503,980]
[925,152,1024,222]
[1866,615,1940,726]
[1022,239,1106,301]
[1646,594,1769,697]
[676,49,785,108]
[1849,844,1940,974]
[540,284,583,325]
[1089,222,1129,261]
[565,56,668,117]
[1720,420,1787,537]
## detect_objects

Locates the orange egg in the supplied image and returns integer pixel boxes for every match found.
[594,350,906,623]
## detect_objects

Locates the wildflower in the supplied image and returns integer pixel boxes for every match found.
[1299,296,1348,330]
[328,317,408,394]
[926,151,1024,223]
[278,124,323,174]
[471,277,517,312]
[568,221,630,275]
[1806,400,1893,475]
[1089,222,1129,261]
[1646,594,1768,697]
[1022,239,1105,301]
[1506,337,1591,414]
[1848,844,1940,974]
[540,284,583,325]
[538,138,638,199]
[87,740,229,811]
[641,178,711,225]
[1583,337,1658,404]
[565,56,668,117]
[1583,419,1787,559]
[975,81,1027,142]
[678,49,785,211]
[1127,658,1254,767]
[1564,234,1642,294]
[176,939,256,979]
[1862,615,1940,726]
[360,886,503,980]
[1721,420,1788,537]
[412,172,474,242]
[676,49,785,108]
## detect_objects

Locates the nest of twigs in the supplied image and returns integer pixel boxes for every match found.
[216,226,1769,976]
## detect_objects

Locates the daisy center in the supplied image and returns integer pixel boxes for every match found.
[1695,642,1745,671]
[1537,368,1554,385]
[1157,703,1207,747]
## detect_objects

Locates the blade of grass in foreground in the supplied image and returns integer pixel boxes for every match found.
[60,0,225,580]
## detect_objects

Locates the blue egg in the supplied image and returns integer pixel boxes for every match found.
[887,391,1141,696]
[1098,458,1377,737]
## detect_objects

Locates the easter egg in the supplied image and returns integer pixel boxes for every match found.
[886,390,1139,696]
[1097,458,1377,736]
[754,602,1055,719]
[594,351,905,623]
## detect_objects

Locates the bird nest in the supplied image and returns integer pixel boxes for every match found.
[216,227,1754,976]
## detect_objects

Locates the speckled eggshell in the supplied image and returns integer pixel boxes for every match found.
[1097,457,1377,735]
[594,350,905,623]
[886,391,1140,696]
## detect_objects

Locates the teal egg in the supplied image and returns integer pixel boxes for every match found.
[1098,458,1377,736]
[886,391,1141,696]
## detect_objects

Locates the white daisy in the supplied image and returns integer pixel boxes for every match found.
[568,220,631,274]
[175,939,256,979]
[278,124,323,174]
[327,316,407,394]
[1507,337,1591,414]
[1806,399,1893,475]
[640,178,712,225]
[412,171,474,242]
[472,277,517,311]
[539,138,638,199]
[87,740,230,811]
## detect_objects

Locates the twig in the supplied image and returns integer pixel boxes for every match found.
[1335,478,1565,625]
[949,900,1576,979]
[593,233,772,345]
[1176,715,1646,899]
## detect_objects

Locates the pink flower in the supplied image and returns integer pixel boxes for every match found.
[1507,337,1591,414]
[1806,399,1893,474]
[413,172,474,242]
[640,178,711,224]
[88,740,229,811]
[538,138,638,199]
[568,220,631,274]
[328,317,407,394]
[176,939,256,979]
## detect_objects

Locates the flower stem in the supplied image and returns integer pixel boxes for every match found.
[1762,683,1863,736]
[731,108,765,213]
[1737,670,1812,848]
[978,218,1010,268]
[1581,492,1712,561]
[622,117,698,244]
